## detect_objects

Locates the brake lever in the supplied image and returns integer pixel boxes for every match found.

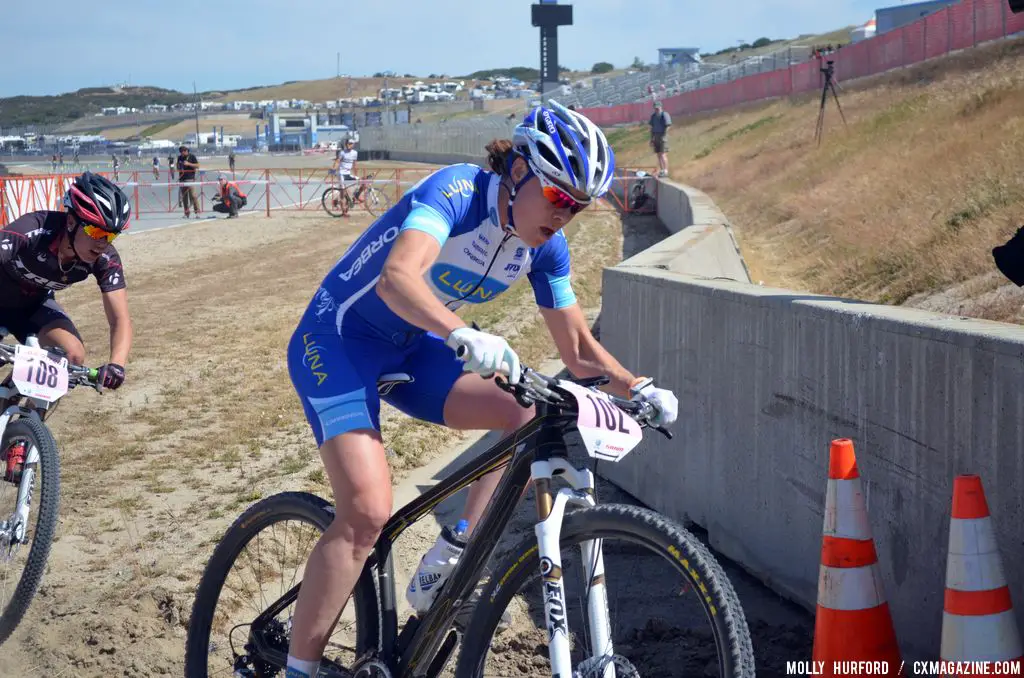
[655,425,673,440]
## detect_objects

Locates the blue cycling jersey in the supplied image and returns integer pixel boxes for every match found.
[309,163,577,344]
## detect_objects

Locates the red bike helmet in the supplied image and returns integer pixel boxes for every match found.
[62,171,131,233]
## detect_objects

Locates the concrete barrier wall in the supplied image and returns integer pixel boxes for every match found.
[600,179,1024,659]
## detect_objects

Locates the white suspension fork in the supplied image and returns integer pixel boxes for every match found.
[0,407,36,546]
[531,460,615,678]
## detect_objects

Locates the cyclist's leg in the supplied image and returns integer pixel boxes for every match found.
[339,177,353,215]
[27,298,85,364]
[285,325,396,666]
[384,333,534,538]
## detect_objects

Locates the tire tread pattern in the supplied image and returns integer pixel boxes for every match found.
[456,503,756,678]
[0,417,60,645]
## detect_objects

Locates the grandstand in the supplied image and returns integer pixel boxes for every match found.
[566,44,814,108]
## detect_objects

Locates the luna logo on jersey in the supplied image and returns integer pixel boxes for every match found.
[338,226,400,282]
[441,178,476,199]
[432,264,509,303]
[302,333,328,386]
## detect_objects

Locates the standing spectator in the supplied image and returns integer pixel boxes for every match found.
[649,101,672,177]
[228,149,236,176]
[176,145,201,218]
[212,175,247,218]
[167,155,176,180]
[111,154,120,181]
[58,151,64,170]
[152,156,160,180]
[51,154,58,172]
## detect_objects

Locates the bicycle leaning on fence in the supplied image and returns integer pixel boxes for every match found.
[321,172,394,219]
[0,327,102,644]
[185,351,755,678]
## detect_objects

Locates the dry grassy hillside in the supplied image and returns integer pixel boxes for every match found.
[610,35,1024,324]
[209,76,495,104]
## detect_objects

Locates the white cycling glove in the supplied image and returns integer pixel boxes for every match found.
[445,327,522,385]
[629,377,679,428]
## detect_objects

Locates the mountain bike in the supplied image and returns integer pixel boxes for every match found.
[185,362,755,677]
[0,327,101,644]
[630,171,654,212]
[322,172,393,219]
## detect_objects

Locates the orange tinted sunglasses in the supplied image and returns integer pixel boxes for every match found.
[82,224,117,243]
[531,161,591,214]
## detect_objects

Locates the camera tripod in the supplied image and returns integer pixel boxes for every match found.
[814,59,848,146]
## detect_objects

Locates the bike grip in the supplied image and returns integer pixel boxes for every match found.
[656,426,673,440]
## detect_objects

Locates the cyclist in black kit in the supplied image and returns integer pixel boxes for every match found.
[0,172,133,391]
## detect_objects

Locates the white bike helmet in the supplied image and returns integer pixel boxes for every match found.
[512,99,615,199]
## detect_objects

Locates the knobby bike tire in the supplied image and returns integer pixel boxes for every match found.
[0,417,61,645]
[455,503,755,678]
[321,188,347,218]
[184,491,380,677]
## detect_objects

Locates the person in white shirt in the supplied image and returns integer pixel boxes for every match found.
[330,139,361,216]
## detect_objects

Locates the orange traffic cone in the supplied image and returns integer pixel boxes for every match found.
[812,439,903,677]
[940,475,1023,672]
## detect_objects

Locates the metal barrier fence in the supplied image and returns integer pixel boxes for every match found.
[581,0,1024,125]
[1,166,658,225]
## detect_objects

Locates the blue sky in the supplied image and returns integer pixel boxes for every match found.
[1,0,883,97]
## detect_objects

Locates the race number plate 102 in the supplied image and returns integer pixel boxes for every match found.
[11,345,69,403]
[558,381,643,463]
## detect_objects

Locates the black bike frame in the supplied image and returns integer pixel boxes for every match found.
[250,396,582,677]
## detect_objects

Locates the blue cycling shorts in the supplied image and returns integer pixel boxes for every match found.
[286,312,467,447]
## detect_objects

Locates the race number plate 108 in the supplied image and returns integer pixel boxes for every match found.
[558,381,643,462]
[12,345,69,403]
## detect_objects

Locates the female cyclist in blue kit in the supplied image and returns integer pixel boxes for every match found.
[283,101,679,677]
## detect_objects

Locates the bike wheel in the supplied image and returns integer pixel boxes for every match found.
[321,187,346,218]
[0,417,60,645]
[185,491,380,677]
[364,187,393,219]
[455,503,755,678]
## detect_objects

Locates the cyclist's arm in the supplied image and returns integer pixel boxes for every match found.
[376,166,480,338]
[376,228,465,338]
[541,304,637,399]
[101,288,132,367]
[530,233,639,398]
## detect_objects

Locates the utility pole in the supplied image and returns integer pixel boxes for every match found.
[337,52,340,78]
[193,81,201,147]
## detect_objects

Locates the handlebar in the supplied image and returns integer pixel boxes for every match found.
[454,342,672,440]
[0,342,103,393]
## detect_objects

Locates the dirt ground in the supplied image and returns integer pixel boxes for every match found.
[0,206,812,677]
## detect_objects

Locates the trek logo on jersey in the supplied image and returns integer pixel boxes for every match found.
[302,333,328,386]
[432,264,509,303]
[441,178,476,199]
[338,226,399,282]
[12,261,68,291]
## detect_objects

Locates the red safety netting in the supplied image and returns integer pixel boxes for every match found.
[579,0,1020,124]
